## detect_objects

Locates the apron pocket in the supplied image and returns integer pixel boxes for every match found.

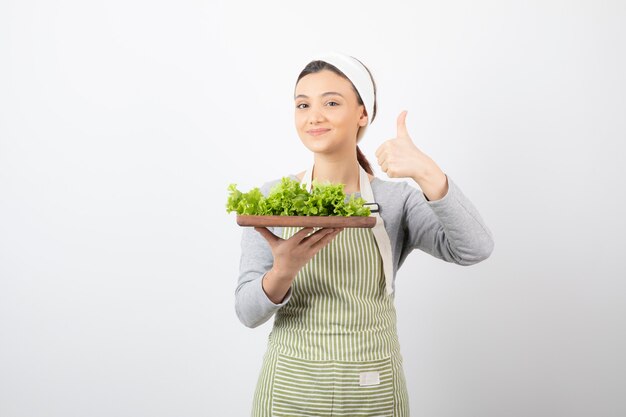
[271,353,395,417]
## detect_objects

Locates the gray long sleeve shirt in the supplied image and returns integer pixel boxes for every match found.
[235,174,494,328]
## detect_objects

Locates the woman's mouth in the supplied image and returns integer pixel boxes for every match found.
[307,128,331,136]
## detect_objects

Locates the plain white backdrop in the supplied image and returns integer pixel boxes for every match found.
[1,1,625,416]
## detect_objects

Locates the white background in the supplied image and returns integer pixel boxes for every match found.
[1,1,625,416]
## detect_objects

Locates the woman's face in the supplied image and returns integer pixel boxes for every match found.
[294,70,368,156]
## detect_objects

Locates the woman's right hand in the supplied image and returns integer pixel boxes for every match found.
[254,227,342,303]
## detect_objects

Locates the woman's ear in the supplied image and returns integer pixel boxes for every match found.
[358,107,368,127]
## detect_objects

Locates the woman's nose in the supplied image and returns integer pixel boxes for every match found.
[308,108,325,124]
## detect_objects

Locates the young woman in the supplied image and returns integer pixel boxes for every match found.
[235,52,494,417]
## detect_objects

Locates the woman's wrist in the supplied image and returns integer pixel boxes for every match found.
[262,267,294,304]
[267,264,296,282]
[411,163,448,201]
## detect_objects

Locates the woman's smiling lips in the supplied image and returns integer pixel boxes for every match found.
[307,128,331,136]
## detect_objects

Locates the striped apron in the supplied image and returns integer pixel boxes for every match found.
[251,224,410,416]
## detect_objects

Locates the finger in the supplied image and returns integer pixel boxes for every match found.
[300,227,336,246]
[287,227,315,244]
[376,151,384,165]
[254,227,281,247]
[375,142,388,163]
[310,228,342,252]
[375,143,383,158]
[396,110,409,138]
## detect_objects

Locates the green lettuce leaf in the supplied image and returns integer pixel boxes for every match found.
[226,177,371,217]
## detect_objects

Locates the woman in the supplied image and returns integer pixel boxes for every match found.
[236,52,494,417]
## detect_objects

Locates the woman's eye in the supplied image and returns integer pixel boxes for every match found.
[296,103,308,109]
[326,101,339,106]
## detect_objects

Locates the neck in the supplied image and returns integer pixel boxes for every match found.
[312,153,361,194]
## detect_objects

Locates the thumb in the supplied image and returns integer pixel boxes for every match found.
[396,110,409,138]
[254,227,280,247]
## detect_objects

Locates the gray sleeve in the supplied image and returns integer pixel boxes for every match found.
[234,182,293,328]
[401,175,494,265]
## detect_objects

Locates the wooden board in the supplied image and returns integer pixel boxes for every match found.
[236,215,376,228]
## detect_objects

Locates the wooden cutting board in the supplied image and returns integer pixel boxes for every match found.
[236,215,376,228]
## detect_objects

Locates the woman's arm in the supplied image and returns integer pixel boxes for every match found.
[234,179,291,328]
[236,222,291,328]
[375,110,493,264]
[401,176,494,265]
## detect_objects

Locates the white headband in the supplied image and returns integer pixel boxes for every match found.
[310,52,375,141]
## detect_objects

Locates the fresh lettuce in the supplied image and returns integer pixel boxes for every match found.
[226,177,371,217]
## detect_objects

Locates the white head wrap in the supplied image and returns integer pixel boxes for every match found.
[309,52,375,141]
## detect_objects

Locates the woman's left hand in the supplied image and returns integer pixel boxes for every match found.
[375,110,449,201]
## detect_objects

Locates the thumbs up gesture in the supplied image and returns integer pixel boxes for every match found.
[375,111,449,200]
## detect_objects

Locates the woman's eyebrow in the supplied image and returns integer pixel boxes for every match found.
[294,91,345,100]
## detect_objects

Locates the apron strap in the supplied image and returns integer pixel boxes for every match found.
[358,166,395,295]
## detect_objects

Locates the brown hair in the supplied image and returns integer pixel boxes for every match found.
[295,59,377,175]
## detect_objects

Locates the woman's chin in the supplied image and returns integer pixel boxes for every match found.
[298,135,356,156]
[299,140,334,154]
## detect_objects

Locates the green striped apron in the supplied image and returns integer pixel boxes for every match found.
[251,224,410,416]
